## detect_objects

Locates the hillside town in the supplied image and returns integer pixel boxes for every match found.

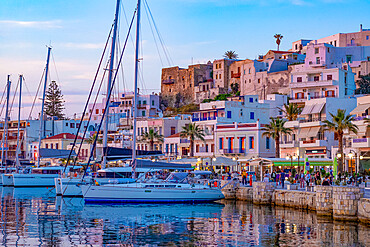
[1,26,370,180]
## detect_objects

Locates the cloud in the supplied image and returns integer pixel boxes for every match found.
[0,20,62,29]
[60,42,105,50]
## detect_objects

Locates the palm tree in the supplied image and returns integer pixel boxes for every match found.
[223,50,238,60]
[85,134,102,144]
[274,34,283,51]
[180,123,205,157]
[261,118,292,158]
[141,129,164,151]
[323,109,358,173]
[279,103,302,121]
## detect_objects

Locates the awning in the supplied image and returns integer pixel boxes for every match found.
[351,103,370,115]
[39,149,76,159]
[298,128,311,138]
[307,126,321,137]
[300,105,314,115]
[357,125,369,136]
[311,103,325,114]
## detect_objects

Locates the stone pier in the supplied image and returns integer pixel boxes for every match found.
[332,186,364,221]
[236,187,253,201]
[358,198,370,224]
[315,186,333,216]
[274,189,316,210]
[252,182,275,205]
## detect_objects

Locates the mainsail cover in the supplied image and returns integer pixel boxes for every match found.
[39,148,76,159]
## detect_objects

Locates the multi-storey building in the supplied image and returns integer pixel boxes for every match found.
[280,97,357,160]
[240,50,305,99]
[161,63,213,104]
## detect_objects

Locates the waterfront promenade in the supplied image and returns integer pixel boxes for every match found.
[221,181,370,225]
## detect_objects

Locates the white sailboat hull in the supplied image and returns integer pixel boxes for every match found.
[13,174,59,187]
[81,184,225,203]
[56,177,137,197]
[2,174,14,186]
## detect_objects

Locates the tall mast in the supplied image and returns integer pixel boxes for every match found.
[1,76,11,167]
[132,0,141,169]
[102,0,121,169]
[37,47,51,167]
[16,75,23,167]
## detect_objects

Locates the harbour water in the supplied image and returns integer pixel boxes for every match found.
[0,187,369,246]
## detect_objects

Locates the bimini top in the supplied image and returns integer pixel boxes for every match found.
[135,159,192,170]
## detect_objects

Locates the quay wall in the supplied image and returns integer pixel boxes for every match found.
[222,182,370,224]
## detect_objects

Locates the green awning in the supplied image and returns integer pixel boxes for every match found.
[272,161,333,167]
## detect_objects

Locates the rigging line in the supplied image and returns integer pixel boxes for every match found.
[63,24,114,172]
[121,1,136,50]
[82,7,137,180]
[143,0,164,67]
[144,0,173,66]
[27,69,45,120]
[0,84,8,119]
[117,33,127,94]
[8,76,20,119]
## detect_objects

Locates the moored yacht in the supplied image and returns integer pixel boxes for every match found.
[81,172,224,203]
[0,168,17,186]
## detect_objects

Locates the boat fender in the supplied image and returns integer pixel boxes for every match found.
[95,180,100,186]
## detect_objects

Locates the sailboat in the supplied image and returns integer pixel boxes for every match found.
[80,0,224,203]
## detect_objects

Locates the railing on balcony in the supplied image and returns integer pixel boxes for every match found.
[180,139,190,143]
[303,139,316,144]
[299,118,325,123]
[222,148,246,154]
[310,94,335,99]
[162,79,175,84]
[137,104,147,108]
[231,73,241,78]
[192,116,217,122]
[353,138,367,143]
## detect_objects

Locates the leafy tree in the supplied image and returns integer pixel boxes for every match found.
[261,118,292,158]
[214,93,232,101]
[223,51,238,60]
[274,34,283,51]
[323,109,358,173]
[180,123,205,157]
[355,74,370,94]
[230,83,239,95]
[279,103,302,121]
[141,129,163,151]
[85,134,102,144]
[45,80,65,119]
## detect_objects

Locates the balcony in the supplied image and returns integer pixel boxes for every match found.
[222,148,246,154]
[300,139,327,147]
[137,104,147,109]
[352,138,370,148]
[192,116,217,122]
[290,80,337,89]
[280,140,299,148]
[310,94,336,99]
[162,79,175,84]
[180,139,190,144]
[231,72,241,78]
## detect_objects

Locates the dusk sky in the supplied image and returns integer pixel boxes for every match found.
[0,0,369,119]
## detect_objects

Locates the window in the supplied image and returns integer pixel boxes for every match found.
[249,68,251,74]
[70,123,75,128]
[316,57,320,64]
[196,145,199,153]
[327,47,330,53]
[250,112,255,119]
[51,144,53,149]
[315,48,319,54]
[334,40,337,47]
[206,144,209,152]
[314,76,320,81]
[95,109,99,114]
[165,144,169,154]
[258,79,260,83]
[76,123,80,128]
[171,127,176,135]
[142,111,146,116]
[249,79,251,83]
[65,123,68,127]
[143,100,147,105]
[295,44,298,50]
[219,138,224,150]
[346,55,352,63]
[297,77,302,82]
[46,144,48,149]
[152,100,154,106]
[345,88,348,95]
[138,100,141,105]
[249,97,253,103]
[327,74,332,80]
[367,36,369,40]
[266,137,270,150]
[159,127,162,135]
[249,136,254,149]
[227,111,232,118]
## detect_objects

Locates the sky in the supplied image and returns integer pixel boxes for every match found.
[0,0,369,119]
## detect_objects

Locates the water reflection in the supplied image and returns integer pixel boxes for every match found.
[0,187,369,246]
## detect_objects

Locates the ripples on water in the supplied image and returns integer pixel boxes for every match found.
[0,187,369,246]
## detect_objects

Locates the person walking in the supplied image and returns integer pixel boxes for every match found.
[264,170,270,183]
[299,171,305,189]
[280,170,286,189]
[305,172,311,187]
[271,170,276,183]
[241,170,247,185]
[276,171,280,186]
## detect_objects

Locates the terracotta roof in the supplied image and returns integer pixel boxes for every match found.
[166,133,181,138]
[269,50,295,54]
[44,133,82,140]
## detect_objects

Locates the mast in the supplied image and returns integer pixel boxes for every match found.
[1,76,11,167]
[132,0,141,170]
[102,0,121,169]
[37,47,51,167]
[16,75,23,167]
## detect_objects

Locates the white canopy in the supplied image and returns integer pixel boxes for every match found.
[350,103,370,115]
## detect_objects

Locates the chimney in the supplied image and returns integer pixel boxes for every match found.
[360,24,363,32]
